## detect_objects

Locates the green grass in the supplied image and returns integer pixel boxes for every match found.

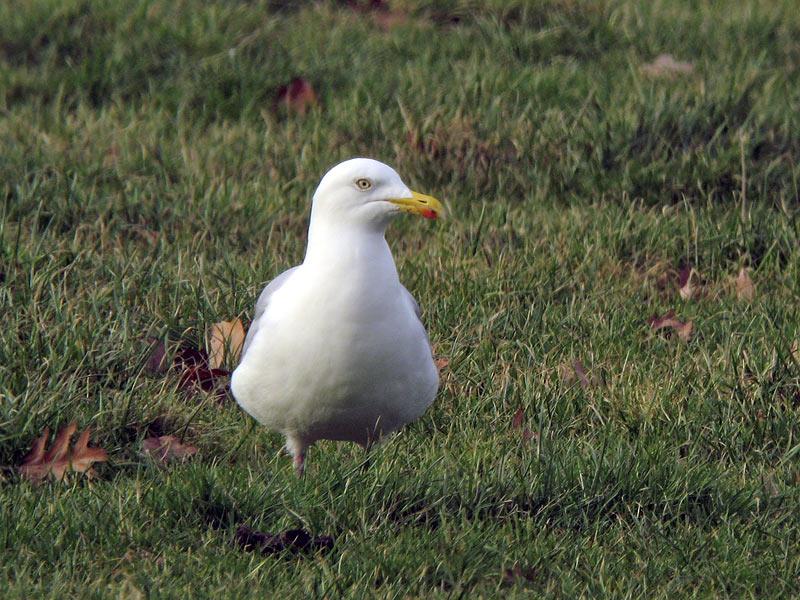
[1,0,799,596]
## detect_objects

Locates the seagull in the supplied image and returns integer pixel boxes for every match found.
[231,158,444,475]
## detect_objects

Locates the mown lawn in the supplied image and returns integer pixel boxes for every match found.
[1,0,799,597]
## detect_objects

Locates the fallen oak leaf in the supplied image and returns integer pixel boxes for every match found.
[234,525,334,557]
[647,310,693,342]
[70,428,110,474]
[275,77,318,115]
[18,427,56,481]
[208,319,245,370]
[20,422,75,481]
[735,268,755,302]
[178,365,230,399]
[132,226,159,246]
[141,334,230,399]
[173,343,209,370]
[19,423,107,482]
[572,360,591,388]
[502,563,537,586]
[511,407,535,443]
[142,435,198,463]
[169,340,230,399]
[511,407,524,429]
[559,360,594,388]
[144,337,168,374]
[678,265,699,300]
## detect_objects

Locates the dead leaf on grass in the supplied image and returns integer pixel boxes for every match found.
[560,360,593,388]
[173,343,208,369]
[142,435,198,463]
[502,563,537,586]
[19,423,108,482]
[169,341,230,400]
[735,268,755,302]
[434,357,450,372]
[647,310,694,342]
[178,365,230,397]
[678,265,699,300]
[145,338,168,374]
[573,360,592,388]
[511,407,535,443]
[275,77,318,115]
[642,54,694,78]
[207,319,245,369]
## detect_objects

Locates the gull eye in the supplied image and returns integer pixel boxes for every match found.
[355,177,373,191]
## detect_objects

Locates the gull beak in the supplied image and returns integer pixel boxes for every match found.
[388,191,445,220]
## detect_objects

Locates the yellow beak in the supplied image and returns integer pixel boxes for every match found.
[388,191,444,220]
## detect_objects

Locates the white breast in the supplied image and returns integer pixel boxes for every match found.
[231,256,438,446]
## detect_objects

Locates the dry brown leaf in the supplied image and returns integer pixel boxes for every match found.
[142,435,198,463]
[132,226,158,247]
[434,357,450,371]
[19,423,108,482]
[70,428,110,473]
[648,310,694,342]
[677,322,695,342]
[145,338,168,374]
[178,365,229,398]
[678,265,698,300]
[736,268,755,302]
[642,54,694,78]
[169,341,230,400]
[502,563,537,586]
[275,77,318,115]
[572,360,591,388]
[511,407,524,430]
[510,407,535,443]
[208,319,245,369]
[560,360,593,387]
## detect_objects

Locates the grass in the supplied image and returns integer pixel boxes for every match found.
[1,0,799,596]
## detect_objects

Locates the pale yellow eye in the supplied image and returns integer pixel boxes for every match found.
[355,177,372,191]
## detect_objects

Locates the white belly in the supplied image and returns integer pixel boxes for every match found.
[231,267,438,446]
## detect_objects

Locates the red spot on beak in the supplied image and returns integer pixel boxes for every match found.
[421,208,437,220]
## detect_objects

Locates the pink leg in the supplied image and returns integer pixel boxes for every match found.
[293,450,306,477]
[286,435,307,477]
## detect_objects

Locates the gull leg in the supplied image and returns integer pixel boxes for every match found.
[293,450,306,477]
[286,435,307,477]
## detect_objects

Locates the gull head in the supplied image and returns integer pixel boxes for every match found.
[310,158,443,230]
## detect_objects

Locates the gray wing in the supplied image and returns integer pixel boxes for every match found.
[401,284,431,346]
[240,266,299,360]
[401,284,422,320]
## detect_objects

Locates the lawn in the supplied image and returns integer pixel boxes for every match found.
[1,0,799,597]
